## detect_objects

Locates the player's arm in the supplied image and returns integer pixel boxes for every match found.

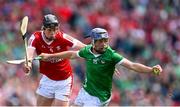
[39,51,79,60]
[27,35,37,63]
[64,34,86,49]
[27,47,36,64]
[24,35,37,74]
[118,58,162,75]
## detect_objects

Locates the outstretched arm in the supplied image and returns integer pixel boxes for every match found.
[39,51,79,60]
[119,58,162,75]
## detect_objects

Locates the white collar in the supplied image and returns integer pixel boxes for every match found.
[41,31,54,45]
[89,48,101,57]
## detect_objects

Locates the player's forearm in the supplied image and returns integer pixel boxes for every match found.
[130,63,153,73]
[27,48,36,66]
[49,51,77,59]
[121,58,153,73]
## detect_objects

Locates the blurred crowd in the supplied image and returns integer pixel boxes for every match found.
[0,0,180,106]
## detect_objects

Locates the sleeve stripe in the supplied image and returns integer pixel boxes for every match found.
[115,58,124,66]
[29,34,35,47]
[71,39,78,48]
[76,51,82,58]
[63,33,74,47]
[27,34,37,50]
[115,58,125,70]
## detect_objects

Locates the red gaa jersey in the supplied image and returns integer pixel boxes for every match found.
[28,31,74,80]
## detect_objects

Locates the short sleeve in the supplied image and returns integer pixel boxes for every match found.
[62,33,74,47]
[78,47,86,58]
[28,34,36,49]
[112,52,124,65]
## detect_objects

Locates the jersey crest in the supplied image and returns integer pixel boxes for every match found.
[93,58,98,64]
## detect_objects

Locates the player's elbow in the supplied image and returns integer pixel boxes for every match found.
[121,59,136,70]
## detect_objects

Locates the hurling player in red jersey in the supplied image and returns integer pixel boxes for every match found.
[24,14,85,106]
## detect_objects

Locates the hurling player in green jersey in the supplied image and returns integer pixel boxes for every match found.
[39,28,163,106]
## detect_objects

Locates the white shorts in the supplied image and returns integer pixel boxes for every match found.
[74,88,111,106]
[36,75,72,101]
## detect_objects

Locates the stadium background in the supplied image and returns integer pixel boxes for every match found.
[0,0,180,106]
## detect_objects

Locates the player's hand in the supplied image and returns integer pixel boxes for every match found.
[23,61,32,75]
[152,65,162,75]
[38,53,51,61]
[114,69,121,78]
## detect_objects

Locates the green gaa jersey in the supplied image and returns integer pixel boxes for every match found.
[78,45,124,102]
